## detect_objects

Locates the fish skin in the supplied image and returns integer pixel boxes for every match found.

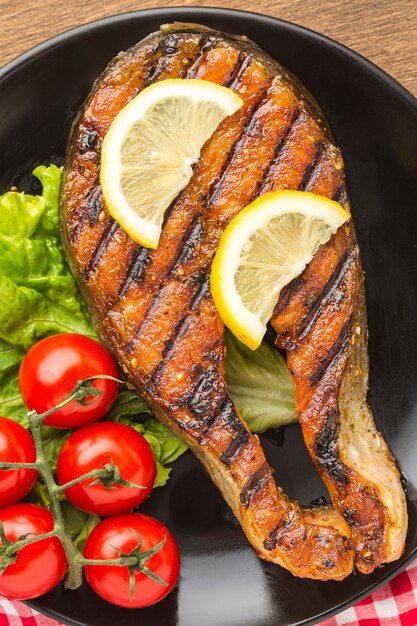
[60,24,407,579]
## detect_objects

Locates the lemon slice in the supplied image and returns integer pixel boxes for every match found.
[211,190,350,350]
[100,79,243,248]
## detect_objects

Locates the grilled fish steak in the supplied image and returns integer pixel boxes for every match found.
[61,24,407,580]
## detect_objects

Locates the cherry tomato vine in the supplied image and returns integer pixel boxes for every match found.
[0,376,167,595]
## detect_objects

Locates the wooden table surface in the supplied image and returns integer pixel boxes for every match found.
[1,0,416,97]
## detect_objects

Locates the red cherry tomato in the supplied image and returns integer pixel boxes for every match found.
[84,513,180,608]
[57,422,156,516]
[18,334,119,428]
[0,504,67,599]
[0,417,37,507]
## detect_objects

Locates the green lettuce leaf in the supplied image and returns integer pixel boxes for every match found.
[105,390,151,422]
[33,164,62,236]
[144,418,188,466]
[0,338,25,379]
[0,190,45,239]
[61,500,100,552]
[0,370,28,426]
[0,339,27,424]
[224,330,297,433]
[0,274,94,351]
[72,512,101,553]
[0,165,94,352]
[0,237,62,284]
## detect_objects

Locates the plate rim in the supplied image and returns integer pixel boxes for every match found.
[1,6,416,625]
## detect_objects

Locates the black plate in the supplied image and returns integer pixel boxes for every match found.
[1,7,416,626]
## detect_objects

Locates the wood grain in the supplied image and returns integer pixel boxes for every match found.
[0,0,416,97]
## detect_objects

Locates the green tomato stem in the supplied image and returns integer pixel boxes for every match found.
[56,462,144,494]
[28,411,85,589]
[5,529,58,557]
[0,462,38,470]
[55,469,107,494]
[82,556,138,567]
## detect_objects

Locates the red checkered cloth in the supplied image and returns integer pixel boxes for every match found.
[321,563,417,626]
[0,562,416,626]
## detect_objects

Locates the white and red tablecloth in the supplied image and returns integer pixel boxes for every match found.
[0,562,416,626]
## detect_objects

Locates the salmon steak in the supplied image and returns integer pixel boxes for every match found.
[60,23,407,580]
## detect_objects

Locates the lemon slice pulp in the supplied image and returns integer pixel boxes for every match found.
[211,190,350,350]
[100,79,243,249]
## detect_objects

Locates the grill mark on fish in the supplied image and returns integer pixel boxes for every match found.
[149,314,192,385]
[144,38,169,83]
[68,155,100,238]
[219,400,250,466]
[79,128,99,153]
[343,508,356,525]
[219,397,244,429]
[125,221,208,350]
[220,429,250,466]
[189,272,211,310]
[84,219,118,278]
[333,185,347,205]
[258,108,301,194]
[117,247,150,298]
[298,249,355,341]
[224,52,252,89]
[185,404,220,439]
[182,367,254,444]
[84,185,103,227]
[298,140,326,191]
[309,314,353,386]
[70,217,84,243]
[162,315,192,357]
[190,393,230,441]
[166,213,203,277]
[179,373,229,441]
[185,36,217,77]
[145,64,160,82]
[264,510,297,551]
[315,410,349,485]
[274,272,306,316]
[125,288,167,354]
[148,34,208,83]
[208,87,270,207]
[183,364,221,413]
[184,372,249,446]
[240,463,271,507]
[259,112,306,187]
[162,33,181,55]
[151,54,176,80]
